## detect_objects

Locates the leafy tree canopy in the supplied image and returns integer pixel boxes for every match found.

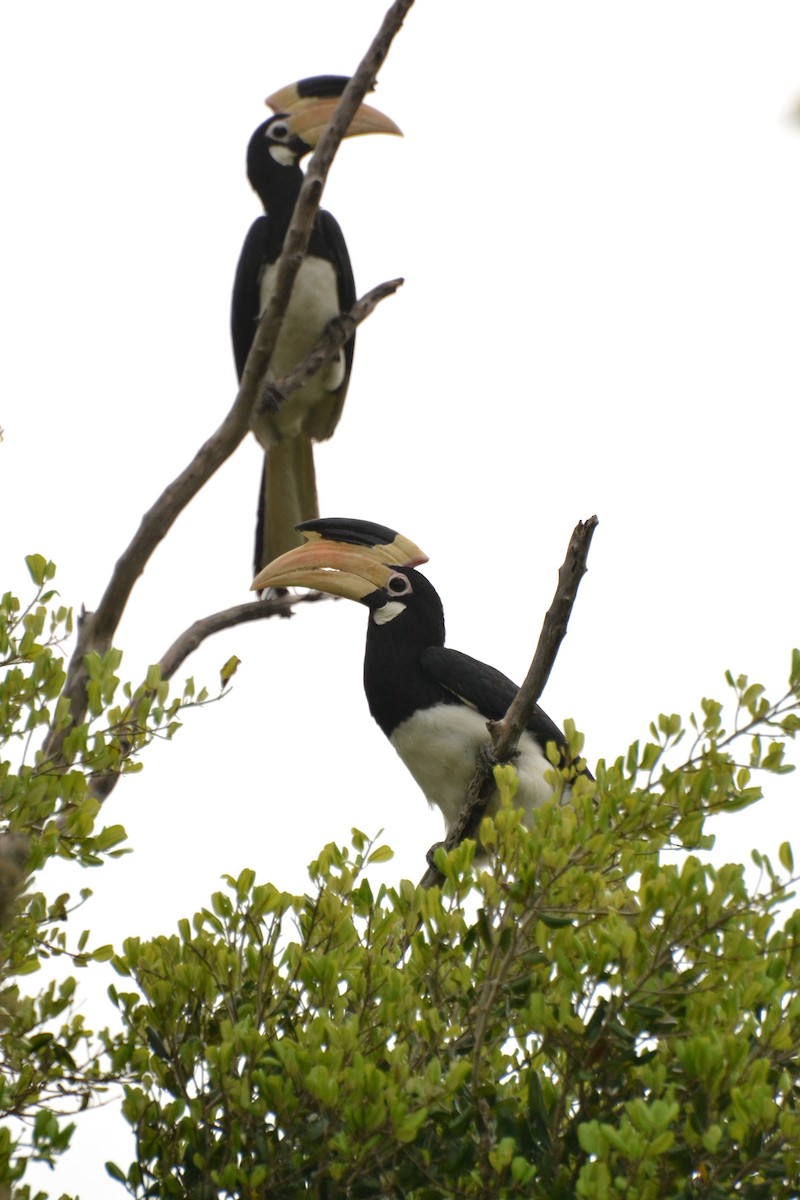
[2,565,798,1198]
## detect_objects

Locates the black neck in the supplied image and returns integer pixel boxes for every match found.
[362,571,453,736]
[247,130,304,245]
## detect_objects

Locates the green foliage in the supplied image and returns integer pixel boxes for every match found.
[0,564,209,1196]
[4,562,800,1199]
[103,661,800,1199]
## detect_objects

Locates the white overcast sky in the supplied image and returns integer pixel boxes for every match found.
[2,2,800,1194]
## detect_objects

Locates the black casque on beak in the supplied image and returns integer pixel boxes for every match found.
[266,75,373,111]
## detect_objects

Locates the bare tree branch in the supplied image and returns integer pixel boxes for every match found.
[43,0,415,765]
[419,515,599,889]
[155,595,314,683]
[75,272,406,809]
[44,272,404,816]
[491,516,599,758]
[74,270,402,809]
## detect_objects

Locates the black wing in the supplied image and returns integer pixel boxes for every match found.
[231,216,271,380]
[420,646,568,753]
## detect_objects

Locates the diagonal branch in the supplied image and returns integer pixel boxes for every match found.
[158,594,325,685]
[43,0,415,764]
[43,266,402,818]
[490,516,599,760]
[76,275,406,808]
[419,515,599,889]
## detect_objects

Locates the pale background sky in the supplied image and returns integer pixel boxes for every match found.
[2,2,799,1194]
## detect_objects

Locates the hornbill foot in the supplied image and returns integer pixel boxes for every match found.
[258,383,285,416]
[477,744,518,776]
[426,839,445,866]
[258,586,293,616]
[325,313,356,342]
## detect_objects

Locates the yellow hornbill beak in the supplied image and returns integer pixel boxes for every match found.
[265,77,402,147]
[251,518,427,600]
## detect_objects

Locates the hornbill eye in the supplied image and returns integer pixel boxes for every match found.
[387,572,412,596]
[268,121,290,141]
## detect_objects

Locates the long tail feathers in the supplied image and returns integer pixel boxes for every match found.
[254,435,319,577]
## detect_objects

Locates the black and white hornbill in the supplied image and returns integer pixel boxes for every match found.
[232,77,401,576]
[252,518,588,834]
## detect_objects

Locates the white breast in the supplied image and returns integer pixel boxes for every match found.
[253,257,346,442]
[259,257,344,380]
[390,705,557,832]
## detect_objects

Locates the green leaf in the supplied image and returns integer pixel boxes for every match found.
[640,742,662,772]
[539,913,575,929]
[95,824,128,851]
[235,867,256,900]
[145,663,163,690]
[25,554,50,585]
[367,844,394,864]
[220,655,241,685]
[702,1124,722,1153]
[577,1120,602,1156]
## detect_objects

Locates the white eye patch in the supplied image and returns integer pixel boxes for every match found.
[372,600,407,625]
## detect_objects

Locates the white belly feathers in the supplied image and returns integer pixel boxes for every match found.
[251,257,346,445]
[390,705,557,832]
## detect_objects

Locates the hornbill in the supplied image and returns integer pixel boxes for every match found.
[232,76,401,576]
[252,518,589,835]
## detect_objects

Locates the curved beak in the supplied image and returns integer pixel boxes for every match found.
[251,519,427,600]
[266,76,401,146]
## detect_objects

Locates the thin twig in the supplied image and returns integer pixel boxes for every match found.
[418,516,599,889]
